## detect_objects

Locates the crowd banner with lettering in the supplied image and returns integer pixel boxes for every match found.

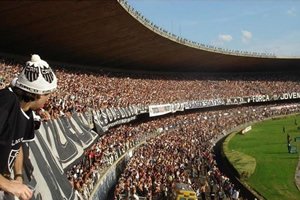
[81,111,94,129]
[245,94,272,103]
[93,110,109,133]
[149,103,185,117]
[69,113,99,151]
[149,104,173,117]
[279,92,300,100]
[24,112,98,200]
[184,98,225,110]
[27,131,77,200]
[119,107,127,118]
[92,106,142,134]
[183,92,300,110]
[241,92,300,104]
[100,116,137,131]
[136,104,149,114]
[171,102,185,112]
[225,97,248,105]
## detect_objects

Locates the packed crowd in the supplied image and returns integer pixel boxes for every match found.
[1,57,300,200]
[113,104,300,200]
[1,58,300,121]
[66,114,186,199]
[65,102,300,199]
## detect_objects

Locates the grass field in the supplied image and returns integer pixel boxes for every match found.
[224,114,300,200]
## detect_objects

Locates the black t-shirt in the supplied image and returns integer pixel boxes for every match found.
[0,87,35,175]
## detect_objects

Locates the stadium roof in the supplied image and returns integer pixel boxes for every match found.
[0,1,299,72]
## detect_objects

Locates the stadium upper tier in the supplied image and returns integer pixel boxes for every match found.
[0,0,299,72]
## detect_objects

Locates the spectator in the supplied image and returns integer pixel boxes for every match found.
[0,54,57,200]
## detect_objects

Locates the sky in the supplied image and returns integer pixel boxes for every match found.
[126,0,300,58]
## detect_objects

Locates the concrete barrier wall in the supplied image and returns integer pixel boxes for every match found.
[91,148,136,200]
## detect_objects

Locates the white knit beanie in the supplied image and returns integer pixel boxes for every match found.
[15,54,57,94]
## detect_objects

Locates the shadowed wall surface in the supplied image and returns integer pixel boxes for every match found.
[0,1,299,72]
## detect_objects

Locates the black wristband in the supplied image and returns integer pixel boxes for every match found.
[14,174,23,179]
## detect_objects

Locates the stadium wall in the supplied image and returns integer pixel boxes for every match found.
[90,147,134,200]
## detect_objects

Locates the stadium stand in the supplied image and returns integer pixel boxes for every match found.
[1,57,300,199]
[1,1,300,200]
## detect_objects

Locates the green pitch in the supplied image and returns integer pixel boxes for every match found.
[224,114,300,200]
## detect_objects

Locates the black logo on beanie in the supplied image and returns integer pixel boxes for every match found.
[23,64,54,83]
[24,64,39,82]
[41,66,54,83]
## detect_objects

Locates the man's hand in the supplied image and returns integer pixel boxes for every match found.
[7,180,33,200]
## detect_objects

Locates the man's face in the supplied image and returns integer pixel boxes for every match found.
[31,93,50,110]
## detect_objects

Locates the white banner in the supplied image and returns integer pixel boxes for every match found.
[149,104,173,117]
